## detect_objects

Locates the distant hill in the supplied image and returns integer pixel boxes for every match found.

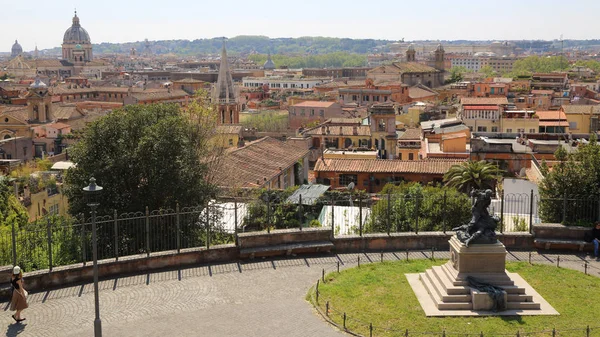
[40,36,600,57]
[44,36,395,57]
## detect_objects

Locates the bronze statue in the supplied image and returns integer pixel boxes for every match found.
[452,189,499,247]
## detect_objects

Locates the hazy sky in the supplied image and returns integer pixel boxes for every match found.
[3,0,600,52]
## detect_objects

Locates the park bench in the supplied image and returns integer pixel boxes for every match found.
[238,227,334,259]
[533,223,594,252]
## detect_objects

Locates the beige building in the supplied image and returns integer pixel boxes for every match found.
[561,105,600,134]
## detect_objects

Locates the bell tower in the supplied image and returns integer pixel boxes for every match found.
[434,44,445,71]
[27,76,52,123]
[369,103,398,160]
[212,39,240,124]
[406,43,416,62]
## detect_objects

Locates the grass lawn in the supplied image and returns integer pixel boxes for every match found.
[310,260,600,336]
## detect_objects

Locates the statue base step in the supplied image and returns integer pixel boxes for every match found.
[406,237,558,316]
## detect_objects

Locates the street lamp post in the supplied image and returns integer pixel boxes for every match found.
[83,177,103,337]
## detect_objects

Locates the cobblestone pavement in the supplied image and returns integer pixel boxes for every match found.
[2,250,600,337]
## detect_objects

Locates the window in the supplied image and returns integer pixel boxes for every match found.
[491,126,498,132]
[339,174,357,186]
[569,122,578,130]
[291,109,296,116]
[363,95,369,101]
[506,128,512,133]
[477,126,487,132]
[373,95,379,102]
[408,153,414,160]
[398,153,402,160]
[310,109,315,116]
[352,95,358,101]
[319,110,324,117]
[529,128,536,133]
[300,109,305,116]
[228,139,233,146]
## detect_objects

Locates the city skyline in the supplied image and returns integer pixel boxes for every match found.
[3,0,600,52]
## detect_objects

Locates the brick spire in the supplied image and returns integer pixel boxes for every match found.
[213,38,237,103]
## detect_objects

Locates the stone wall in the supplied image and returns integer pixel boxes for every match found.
[1,229,534,300]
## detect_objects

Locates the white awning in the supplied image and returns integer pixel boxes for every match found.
[51,161,76,170]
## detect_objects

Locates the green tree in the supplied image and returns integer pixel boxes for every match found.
[64,99,219,216]
[539,135,600,225]
[480,65,497,79]
[447,66,468,84]
[443,160,502,193]
[364,183,471,233]
[508,55,569,78]
[0,177,29,266]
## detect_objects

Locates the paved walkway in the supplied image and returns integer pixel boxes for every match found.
[2,250,599,337]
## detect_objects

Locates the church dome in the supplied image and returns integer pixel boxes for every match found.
[63,12,91,44]
[263,58,275,70]
[30,76,47,89]
[11,40,23,57]
[263,52,276,70]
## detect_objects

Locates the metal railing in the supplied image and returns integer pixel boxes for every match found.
[1,191,598,272]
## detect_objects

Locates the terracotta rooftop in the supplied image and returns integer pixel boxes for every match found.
[398,128,422,140]
[215,137,309,189]
[409,85,438,100]
[531,90,554,95]
[131,89,188,101]
[48,122,71,129]
[216,125,243,134]
[0,106,28,123]
[561,105,600,115]
[314,158,465,174]
[460,97,508,105]
[535,110,567,120]
[391,62,440,74]
[291,101,336,108]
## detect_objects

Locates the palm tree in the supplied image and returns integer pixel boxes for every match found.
[444,160,502,193]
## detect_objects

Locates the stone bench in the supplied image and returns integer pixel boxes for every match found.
[238,227,333,259]
[533,238,593,251]
[533,223,594,252]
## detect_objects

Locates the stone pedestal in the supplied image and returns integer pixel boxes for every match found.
[450,236,506,274]
[405,235,556,316]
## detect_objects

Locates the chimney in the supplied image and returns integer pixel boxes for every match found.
[326,126,330,134]
[321,126,326,135]
[353,125,358,135]
[339,126,343,135]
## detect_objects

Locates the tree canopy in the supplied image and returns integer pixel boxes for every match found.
[248,52,367,68]
[538,135,600,225]
[444,160,502,193]
[64,98,220,216]
[508,55,569,77]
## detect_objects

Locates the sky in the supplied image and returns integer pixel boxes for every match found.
[3,0,600,52]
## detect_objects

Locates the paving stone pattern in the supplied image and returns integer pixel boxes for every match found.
[1,250,599,337]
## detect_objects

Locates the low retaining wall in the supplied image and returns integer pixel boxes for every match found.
[533,223,592,240]
[332,232,534,253]
[1,229,535,299]
[1,244,237,300]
